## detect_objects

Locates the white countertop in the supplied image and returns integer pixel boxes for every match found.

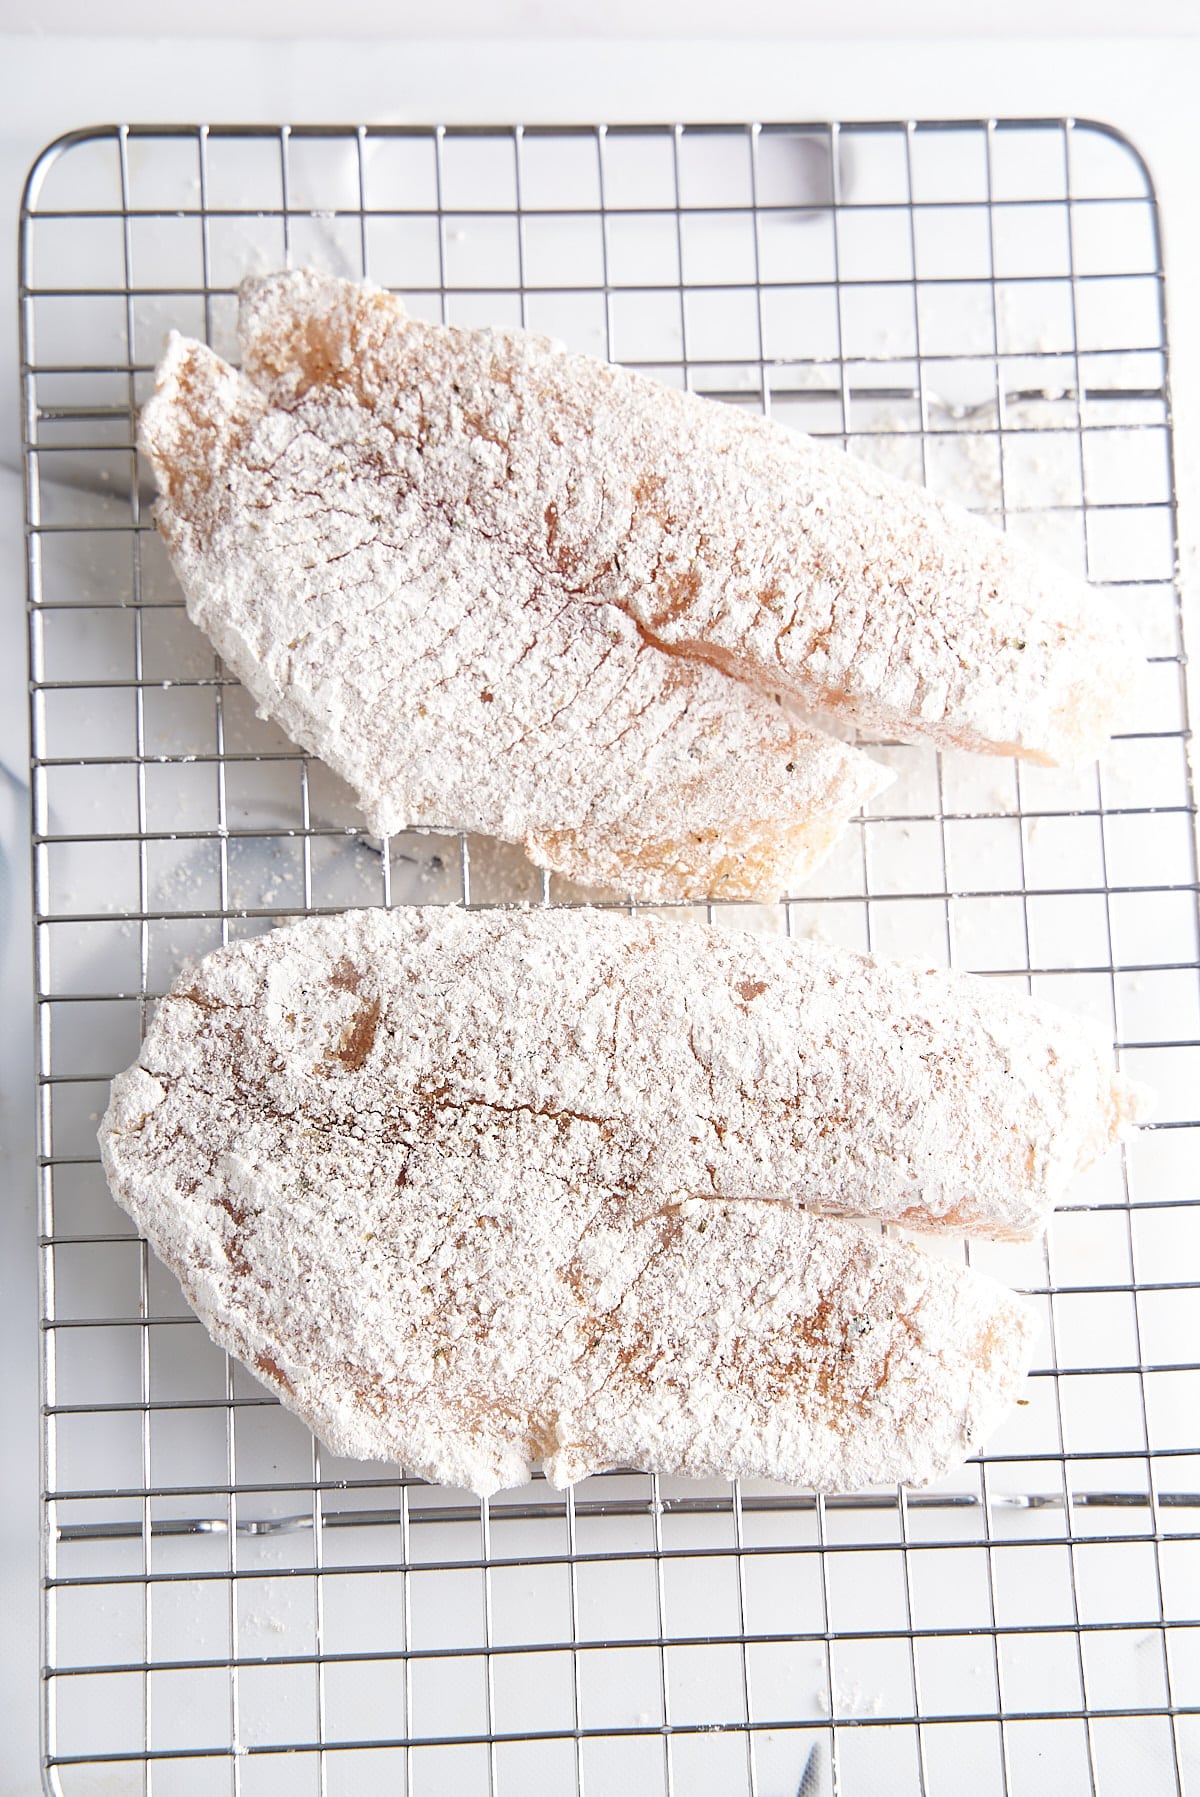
[3,23,1199,1791]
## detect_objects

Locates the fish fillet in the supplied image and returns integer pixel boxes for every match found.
[244,269,1135,765]
[138,284,888,902]
[100,908,1052,1495]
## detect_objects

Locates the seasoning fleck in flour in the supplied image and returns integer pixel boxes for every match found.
[100,907,1143,1495]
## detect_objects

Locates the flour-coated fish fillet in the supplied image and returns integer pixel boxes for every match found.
[144,904,1138,1240]
[234,269,1138,766]
[138,287,887,903]
[100,908,1047,1495]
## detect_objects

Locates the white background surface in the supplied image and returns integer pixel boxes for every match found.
[3,16,1200,1793]
[14,0,1200,36]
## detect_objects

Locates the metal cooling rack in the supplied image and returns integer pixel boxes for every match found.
[20,120,1199,1796]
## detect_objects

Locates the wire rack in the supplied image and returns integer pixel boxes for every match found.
[20,119,1199,1797]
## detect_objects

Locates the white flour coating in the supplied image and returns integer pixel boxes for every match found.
[138,282,890,903]
[100,906,1140,1494]
[154,268,1137,793]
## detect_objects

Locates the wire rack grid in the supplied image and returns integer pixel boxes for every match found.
[19,118,1199,1797]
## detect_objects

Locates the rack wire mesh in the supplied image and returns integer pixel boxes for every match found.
[20,119,1199,1796]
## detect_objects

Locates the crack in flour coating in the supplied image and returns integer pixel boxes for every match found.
[99,908,1143,1496]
